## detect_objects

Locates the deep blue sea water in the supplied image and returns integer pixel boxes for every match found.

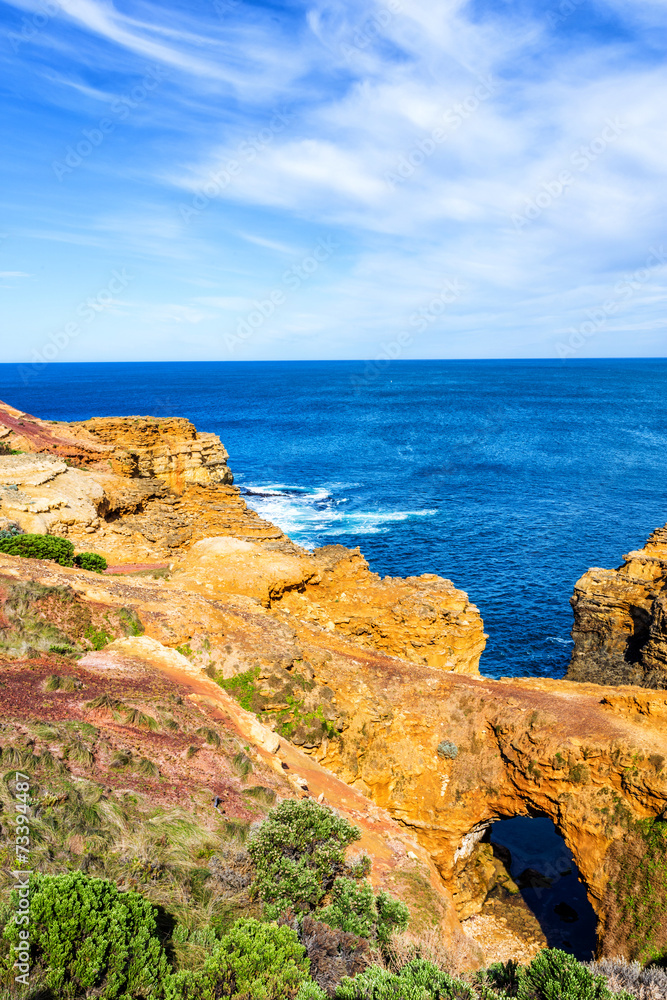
[2,359,667,680]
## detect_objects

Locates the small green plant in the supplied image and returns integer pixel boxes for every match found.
[233,751,253,778]
[84,625,113,650]
[44,674,79,691]
[0,521,23,539]
[336,959,475,1000]
[119,607,145,636]
[218,666,260,712]
[124,707,159,730]
[73,551,108,573]
[0,533,75,566]
[436,740,458,760]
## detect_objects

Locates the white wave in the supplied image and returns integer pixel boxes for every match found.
[545,636,574,645]
[240,482,437,545]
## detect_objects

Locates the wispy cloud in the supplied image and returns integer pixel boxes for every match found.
[2,0,666,360]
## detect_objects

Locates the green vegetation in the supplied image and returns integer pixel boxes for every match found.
[436,740,458,760]
[605,818,667,963]
[0,579,145,659]
[217,665,338,748]
[0,532,110,574]
[73,551,108,573]
[0,533,75,566]
[247,799,408,947]
[248,798,362,919]
[3,871,171,998]
[336,960,476,1000]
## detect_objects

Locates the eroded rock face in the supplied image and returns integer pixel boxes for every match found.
[173,536,321,606]
[70,415,233,492]
[568,524,667,688]
[279,545,486,673]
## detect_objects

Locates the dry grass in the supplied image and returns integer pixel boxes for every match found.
[384,925,481,977]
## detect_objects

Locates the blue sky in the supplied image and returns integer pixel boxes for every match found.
[1,0,666,362]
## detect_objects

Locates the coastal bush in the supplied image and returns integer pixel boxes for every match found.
[517,949,629,1000]
[0,532,74,566]
[318,879,409,944]
[585,959,667,1000]
[248,799,361,918]
[3,871,171,998]
[249,800,408,950]
[436,741,458,760]
[74,551,108,573]
[335,959,476,1000]
[203,918,310,999]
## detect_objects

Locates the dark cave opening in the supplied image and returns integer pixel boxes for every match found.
[489,815,598,961]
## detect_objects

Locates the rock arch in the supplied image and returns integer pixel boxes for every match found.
[307,646,667,956]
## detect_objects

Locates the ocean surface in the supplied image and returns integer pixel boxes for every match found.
[2,358,667,680]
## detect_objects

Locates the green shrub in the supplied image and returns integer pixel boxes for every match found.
[517,949,622,1000]
[0,533,74,566]
[248,799,361,919]
[318,880,408,944]
[335,959,475,1000]
[74,551,108,573]
[3,871,171,998]
[165,969,214,1000]
[436,740,458,760]
[297,981,329,1000]
[196,918,310,1000]
[0,521,22,539]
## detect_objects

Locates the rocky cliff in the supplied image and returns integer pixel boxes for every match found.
[2,398,667,964]
[1,548,665,962]
[0,401,233,491]
[0,398,486,673]
[568,524,667,688]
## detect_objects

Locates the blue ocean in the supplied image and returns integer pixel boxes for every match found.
[2,359,667,681]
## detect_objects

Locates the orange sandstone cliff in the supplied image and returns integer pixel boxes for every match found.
[2,399,667,964]
[568,524,667,688]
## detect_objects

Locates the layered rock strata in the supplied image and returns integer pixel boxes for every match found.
[0,401,233,491]
[568,524,667,688]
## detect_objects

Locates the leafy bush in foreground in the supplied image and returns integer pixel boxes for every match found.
[335,959,476,1000]
[74,551,108,573]
[318,879,408,945]
[248,799,408,947]
[516,949,632,1000]
[3,871,170,998]
[166,918,310,1000]
[0,533,75,566]
[248,799,361,919]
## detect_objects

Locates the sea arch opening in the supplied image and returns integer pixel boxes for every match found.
[455,815,598,961]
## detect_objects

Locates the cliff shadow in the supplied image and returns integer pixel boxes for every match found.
[489,816,598,960]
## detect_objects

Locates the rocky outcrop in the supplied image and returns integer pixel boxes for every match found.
[70,415,233,492]
[568,524,667,688]
[174,540,485,673]
[278,545,486,673]
[0,401,233,491]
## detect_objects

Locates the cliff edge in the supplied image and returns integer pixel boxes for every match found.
[568,524,667,688]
